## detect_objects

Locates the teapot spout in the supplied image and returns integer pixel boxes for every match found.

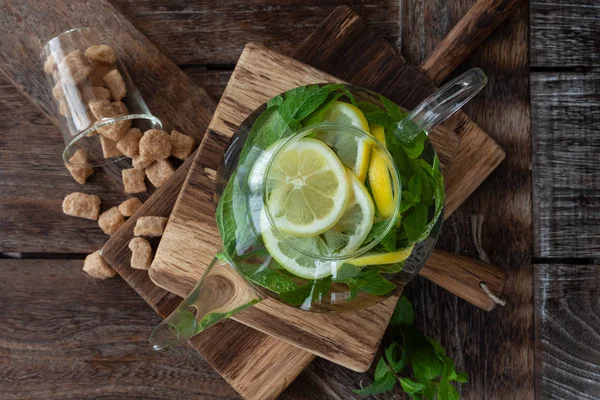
[150,256,262,351]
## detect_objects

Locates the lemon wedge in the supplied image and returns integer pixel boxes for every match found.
[347,244,415,267]
[368,125,395,218]
[266,138,349,237]
[316,101,371,181]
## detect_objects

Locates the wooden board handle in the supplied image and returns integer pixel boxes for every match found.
[420,0,524,84]
[418,250,506,311]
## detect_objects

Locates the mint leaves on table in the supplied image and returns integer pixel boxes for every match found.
[354,296,468,399]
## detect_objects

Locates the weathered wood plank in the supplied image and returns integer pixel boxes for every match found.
[402,1,533,399]
[0,259,239,399]
[534,264,600,400]
[0,258,396,400]
[110,0,401,65]
[530,0,600,67]
[532,72,600,258]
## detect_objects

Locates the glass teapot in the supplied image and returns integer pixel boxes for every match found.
[150,68,487,350]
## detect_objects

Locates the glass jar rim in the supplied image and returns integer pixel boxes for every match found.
[62,113,162,167]
[261,122,401,261]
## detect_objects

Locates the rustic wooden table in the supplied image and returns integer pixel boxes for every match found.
[0,1,598,399]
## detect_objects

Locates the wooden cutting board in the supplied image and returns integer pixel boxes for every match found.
[103,5,506,398]
[149,42,464,372]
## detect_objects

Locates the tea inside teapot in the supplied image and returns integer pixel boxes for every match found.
[214,84,443,312]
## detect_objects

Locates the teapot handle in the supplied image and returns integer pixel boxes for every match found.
[150,255,262,350]
[395,68,487,140]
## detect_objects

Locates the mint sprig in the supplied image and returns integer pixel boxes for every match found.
[354,296,468,399]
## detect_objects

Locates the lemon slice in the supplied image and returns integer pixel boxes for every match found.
[368,125,396,218]
[322,169,374,255]
[266,138,350,237]
[261,169,374,279]
[348,244,415,267]
[247,139,283,193]
[315,101,371,181]
[260,210,338,279]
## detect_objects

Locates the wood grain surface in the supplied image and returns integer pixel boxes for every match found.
[532,72,600,258]
[0,0,215,199]
[421,0,524,85]
[534,264,600,400]
[403,1,534,399]
[0,259,399,400]
[110,0,402,66]
[530,0,599,68]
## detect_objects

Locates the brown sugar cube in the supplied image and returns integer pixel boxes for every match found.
[88,61,115,87]
[170,130,196,160]
[58,100,71,117]
[145,159,175,188]
[103,69,127,100]
[89,99,117,119]
[116,128,142,157]
[83,250,116,279]
[59,50,92,84]
[134,216,168,237]
[112,101,129,115]
[44,54,56,74]
[139,129,171,161]
[100,135,123,158]
[118,197,143,217]
[98,207,125,235]
[128,237,153,270]
[52,83,65,102]
[132,155,154,170]
[122,168,146,194]
[98,119,131,142]
[62,192,101,220]
[85,45,117,64]
[65,149,94,184]
[81,86,111,104]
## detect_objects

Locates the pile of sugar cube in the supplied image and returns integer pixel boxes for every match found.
[49,44,198,279]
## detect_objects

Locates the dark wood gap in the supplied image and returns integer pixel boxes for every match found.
[0,252,88,260]
[178,63,236,71]
[532,257,598,265]
[530,66,599,73]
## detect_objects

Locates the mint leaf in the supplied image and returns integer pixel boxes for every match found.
[236,262,299,294]
[385,342,400,366]
[302,90,345,125]
[215,176,255,257]
[353,371,397,396]
[364,110,398,129]
[375,261,404,274]
[322,83,345,92]
[374,357,390,380]
[332,263,362,281]
[407,329,445,382]
[455,373,469,383]
[267,95,283,108]
[362,219,390,245]
[422,382,437,400]
[353,270,396,295]
[408,173,423,200]
[379,94,407,121]
[439,379,460,400]
[400,378,425,395]
[279,278,331,306]
[341,87,357,106]
[402,203,428,242]
[356,101,381,115]
[380,226,397,251]
[279,85,330,122]
[390,295,414,326]
[403,131,427,159]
